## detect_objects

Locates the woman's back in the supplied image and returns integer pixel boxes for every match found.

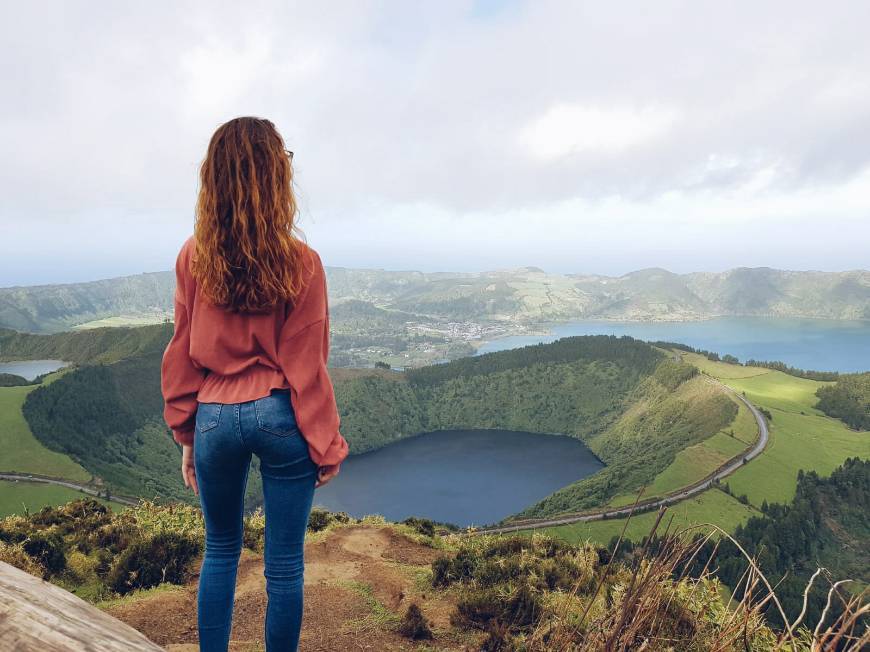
[162,234,347,467]
[160,116,347,651]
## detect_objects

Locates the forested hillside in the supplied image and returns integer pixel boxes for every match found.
[816,372,870,430]
[0,324,172,364]
[22,355,188,503]
[0,272,174,332]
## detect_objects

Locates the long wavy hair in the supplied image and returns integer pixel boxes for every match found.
[192,117,310,313]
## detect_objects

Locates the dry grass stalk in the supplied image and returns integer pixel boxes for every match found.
[524,509,869,652]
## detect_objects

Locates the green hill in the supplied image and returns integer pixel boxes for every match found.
[0,324,172,364]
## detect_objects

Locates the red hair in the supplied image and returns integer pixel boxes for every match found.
[192,116,311,313]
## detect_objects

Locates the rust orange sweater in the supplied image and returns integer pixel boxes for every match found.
[160,236,349,468]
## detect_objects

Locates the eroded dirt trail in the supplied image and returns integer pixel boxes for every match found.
[103,525,470,651]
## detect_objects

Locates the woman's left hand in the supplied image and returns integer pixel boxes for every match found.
[316,464,340,488]
[182,444,199,496]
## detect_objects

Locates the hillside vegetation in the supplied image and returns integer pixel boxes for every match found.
[21,355,189,503]
[816,372,870,430]
[516,365,737,517]
[0,324,172,364]
[1,495,865,651]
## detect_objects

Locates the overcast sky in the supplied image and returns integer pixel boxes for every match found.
[2,1,869,286]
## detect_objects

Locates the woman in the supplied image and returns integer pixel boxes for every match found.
[161,116,348,651]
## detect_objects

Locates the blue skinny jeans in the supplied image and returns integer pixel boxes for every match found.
[193,388,317,651]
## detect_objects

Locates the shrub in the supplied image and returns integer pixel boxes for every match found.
[64,549,101,583]
[22,532,66,577]
[453,584,542,630]
[307,508,353,533]
[243,508,266,552]
[431,556,452,587]
[107,532,201,594]
[0,540,43,576]
[402,516,435,537]
[398,603,434,640]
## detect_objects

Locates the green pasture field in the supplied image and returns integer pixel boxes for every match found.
[0,479,125,518]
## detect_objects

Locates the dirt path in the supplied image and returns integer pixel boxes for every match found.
[103,525,472,651]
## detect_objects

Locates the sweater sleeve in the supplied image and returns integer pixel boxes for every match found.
[277,254,349,467]
[161,246,208,446]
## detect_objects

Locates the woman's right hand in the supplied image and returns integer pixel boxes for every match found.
[316,464,340,488]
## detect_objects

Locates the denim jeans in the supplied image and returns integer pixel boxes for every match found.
[193,388,318,651]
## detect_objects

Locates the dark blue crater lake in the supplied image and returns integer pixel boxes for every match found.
[313,429,603,527]
[0,359,68,381]
[477,317,870,373]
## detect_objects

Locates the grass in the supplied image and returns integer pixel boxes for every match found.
[72,314,170,330]
[0,480,125,517]
[550,353,869,544]
[684,352,870,507]
[335,579,402,631]
[0,375,90,481]
[606,395,756,508]
[538,487,760,545]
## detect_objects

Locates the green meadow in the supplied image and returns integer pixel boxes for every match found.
[0,374,90,481]
[545,353,869,544]
[685,354,870,507]
[537,487,759,545]
[606,393,757,508]
[0,479,125,518]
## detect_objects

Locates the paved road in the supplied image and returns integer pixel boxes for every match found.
[476,378,769,534]
[0,472,140,507]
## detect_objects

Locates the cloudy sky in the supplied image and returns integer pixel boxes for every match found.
[2,1,869,286]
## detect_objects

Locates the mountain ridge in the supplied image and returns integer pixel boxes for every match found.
[1,265,868,334]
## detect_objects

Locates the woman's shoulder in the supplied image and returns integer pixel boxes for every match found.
[297,240,325,281]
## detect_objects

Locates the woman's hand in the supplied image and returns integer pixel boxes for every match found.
[182,444,199,496]
[316,464,340,488]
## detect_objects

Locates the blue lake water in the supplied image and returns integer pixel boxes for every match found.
[476,317,870,373]
[0,360,68,381]
[313,429,603,527]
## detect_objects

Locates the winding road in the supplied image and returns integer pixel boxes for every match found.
[0,472,140,507]
[476,377,769,534]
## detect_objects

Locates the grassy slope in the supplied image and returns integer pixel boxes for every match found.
[0,372,90,481]
[0,480,124,517]
[686,353,870,507]
[536,487,760,544]
[546,353,869,544]
[517,369,737,518]
[607,395,756,507]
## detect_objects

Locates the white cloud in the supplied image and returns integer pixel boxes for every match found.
[1,1,870,285]
[518,104,679,160]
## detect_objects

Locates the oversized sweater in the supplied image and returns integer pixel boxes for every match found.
[160,235,349,468]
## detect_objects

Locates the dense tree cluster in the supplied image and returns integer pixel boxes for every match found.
[816,373,870,430]
[407,335,663,386]
[0,372,33,386]
[614,458,870,629]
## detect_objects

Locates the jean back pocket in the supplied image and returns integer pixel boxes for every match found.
[255,390,298,437]
[195,402,222,433]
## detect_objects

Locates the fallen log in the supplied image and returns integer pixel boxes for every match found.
[0,561,162,651]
